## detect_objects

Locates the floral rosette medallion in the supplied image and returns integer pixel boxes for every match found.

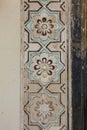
[26,51,64,86]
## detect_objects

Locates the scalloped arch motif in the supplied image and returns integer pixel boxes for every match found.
[21,0,72,130]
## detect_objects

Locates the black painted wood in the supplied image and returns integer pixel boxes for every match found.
[71,0,85,130]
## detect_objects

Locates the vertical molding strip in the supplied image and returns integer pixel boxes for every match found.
[21,0,72,130]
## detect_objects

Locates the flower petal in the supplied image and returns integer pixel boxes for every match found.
[37,19,42,24]
[34,65,40,70]
[42,57,47,63]
[47,70,52,75]
[49,65,55,70]
[37,29,42,33]
[35,24,39,29]
[49,24,54,29]
[47,59,53,65]
[47,19,52,23]
[37,59,41,65]
[36,70,42,75]
[42,17,47,22]
[47,29,52,34]
[42,30,47,36]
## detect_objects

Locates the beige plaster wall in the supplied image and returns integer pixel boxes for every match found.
[0,0,20,130]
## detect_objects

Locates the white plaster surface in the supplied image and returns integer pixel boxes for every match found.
[0,0,20,130]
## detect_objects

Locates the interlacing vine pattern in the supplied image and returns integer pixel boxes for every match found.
[22,0,71,130]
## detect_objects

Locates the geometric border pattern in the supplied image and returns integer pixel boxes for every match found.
[22,0,72,130]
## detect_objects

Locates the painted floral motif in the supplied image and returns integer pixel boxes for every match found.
[26,8,64,45]
[33,56,56,77]
[32,14,58,40]
[25,90,65,128]
[34,94,55,124]
[30,53,58,85]
[26,51,64,86]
